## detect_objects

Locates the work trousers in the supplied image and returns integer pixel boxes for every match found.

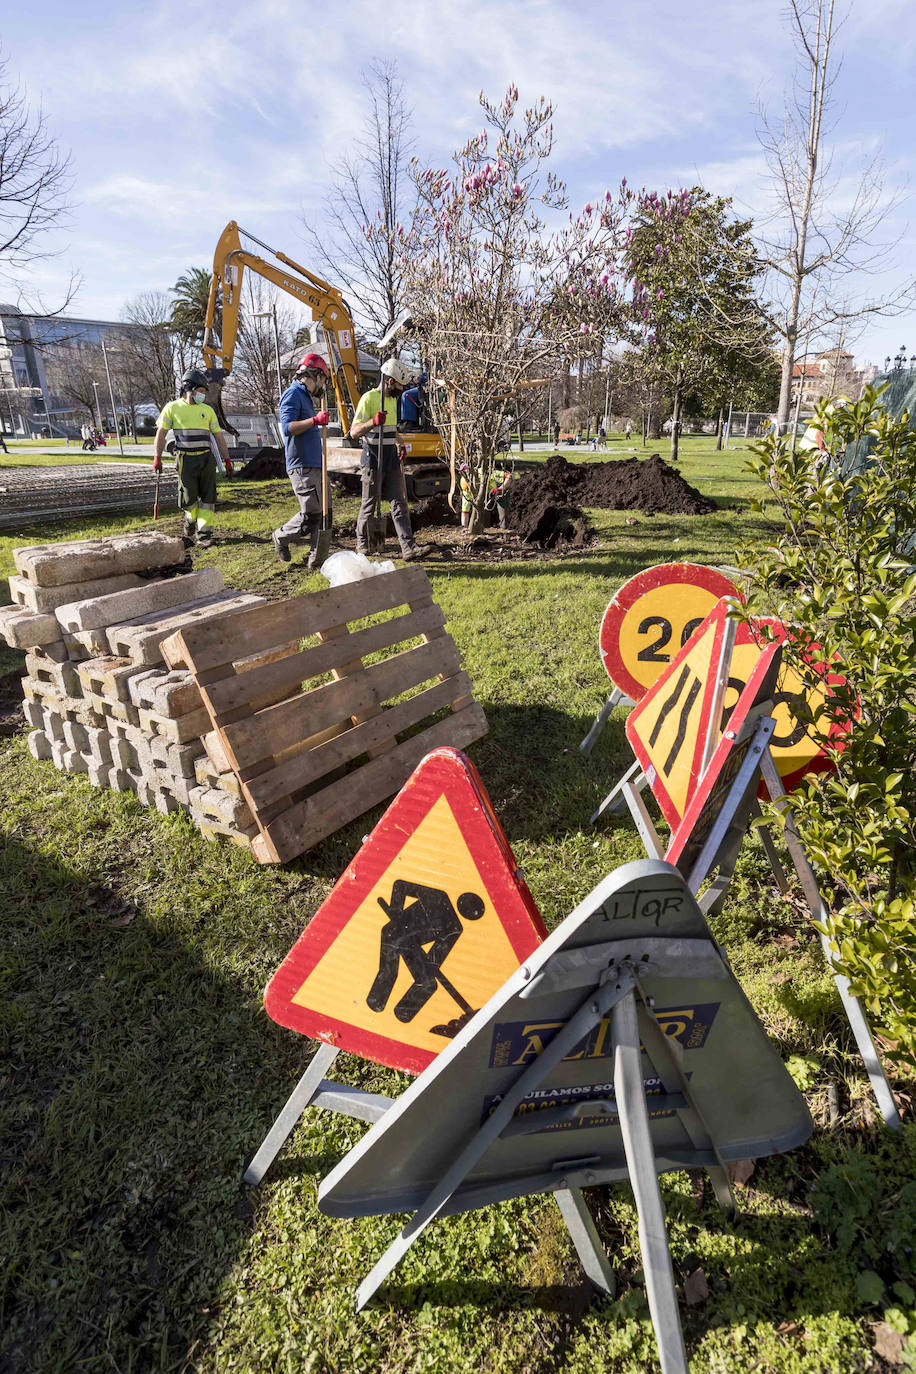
[356,448,416,554]
[274,467,331,565]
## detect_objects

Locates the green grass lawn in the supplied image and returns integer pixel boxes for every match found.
[1,440,913,1374]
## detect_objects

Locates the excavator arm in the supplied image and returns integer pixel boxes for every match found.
[202,221,363,438]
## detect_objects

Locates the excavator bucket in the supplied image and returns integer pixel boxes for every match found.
[203,368,238,440]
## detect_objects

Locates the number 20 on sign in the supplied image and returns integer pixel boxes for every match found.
[599,563,739,703]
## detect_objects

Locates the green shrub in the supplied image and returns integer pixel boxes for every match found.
[738,386,916,1062]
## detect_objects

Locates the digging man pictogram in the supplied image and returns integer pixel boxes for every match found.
[366,880,485,1033]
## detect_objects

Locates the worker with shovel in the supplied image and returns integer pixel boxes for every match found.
[272,353,332,569]
[350,357,426,561]
[366,879,485,1028]
[154,368,232,548]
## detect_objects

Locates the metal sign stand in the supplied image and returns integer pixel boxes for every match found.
[244,1046,392,1186]
[350,953,741,1374]
[579,685,634,756]
[611,688,901,1131]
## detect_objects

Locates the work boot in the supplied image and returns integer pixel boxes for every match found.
[272,531,291,563]
[197,527,213,548]
[182,517,197,549]
[401,545,429,561]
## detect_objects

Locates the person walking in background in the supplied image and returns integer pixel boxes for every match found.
[553,421,560,448]
[271,353,332,568]
[625,419,632,441]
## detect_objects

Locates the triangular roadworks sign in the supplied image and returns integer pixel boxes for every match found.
[626,603,726,827]
[265,748,547,1075]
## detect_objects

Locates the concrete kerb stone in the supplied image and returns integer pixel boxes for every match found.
[14,532,185,587]
[138,705,211,745]
[27,729,52,762]
[85,693,140,728]
[0,605,63,650]
[131,669,202,719]
[76,656,142,704]
[24,651,83,699]
[9,571,143,615]
[106,593,266,667]
[54,568,225,634]
[188,783,254,829]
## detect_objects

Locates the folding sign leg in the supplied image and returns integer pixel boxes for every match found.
[758,750,901,1133]
[554,1187,617,1296]
[244,1042,340,1186]
[635,1001,736,1219]
[579,687,632,756]
[355,970,638,1312]
[590,759,647,826]
[612,989,690,1374]
[747,799,789,892]
[621,777,665,859]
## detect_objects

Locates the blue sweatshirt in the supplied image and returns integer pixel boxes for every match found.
[279,380,322,471]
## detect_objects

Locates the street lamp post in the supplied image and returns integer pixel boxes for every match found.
[92,381,104,434]
[100,339,125,455]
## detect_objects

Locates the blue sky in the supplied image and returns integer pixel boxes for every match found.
[3,0,915,370]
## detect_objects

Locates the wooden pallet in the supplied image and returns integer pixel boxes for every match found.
[161,566,487,863]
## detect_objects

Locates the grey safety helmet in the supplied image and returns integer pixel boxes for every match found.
[180,368,210,395]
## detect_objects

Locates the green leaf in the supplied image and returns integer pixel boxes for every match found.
[856,1270,885,1306]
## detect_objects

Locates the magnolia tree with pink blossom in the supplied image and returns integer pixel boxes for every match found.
[399,88,631,532]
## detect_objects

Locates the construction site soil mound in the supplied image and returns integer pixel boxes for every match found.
[512,452,717,517]
[238,449,286,481]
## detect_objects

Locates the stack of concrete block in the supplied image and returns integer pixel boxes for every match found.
[0,533,264,847]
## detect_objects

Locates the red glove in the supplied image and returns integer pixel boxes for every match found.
[372,411,385,427]
[313,410,330,427]
[224,457,234,476]
[152,454,163,474]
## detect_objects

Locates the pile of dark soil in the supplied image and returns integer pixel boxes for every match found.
[238,448,285,481]
[511,452,717,517]
[409,492,459,531]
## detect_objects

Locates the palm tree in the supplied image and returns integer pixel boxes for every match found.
[170,267,217,351]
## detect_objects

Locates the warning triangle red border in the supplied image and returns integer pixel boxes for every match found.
[264,747,547,1075]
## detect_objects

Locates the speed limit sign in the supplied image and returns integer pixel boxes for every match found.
[599,564,739,703]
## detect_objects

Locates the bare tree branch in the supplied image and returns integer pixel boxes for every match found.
[301,59,416,339]
[756,0,915,424]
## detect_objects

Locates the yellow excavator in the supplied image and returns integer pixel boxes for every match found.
[201,221,446,463]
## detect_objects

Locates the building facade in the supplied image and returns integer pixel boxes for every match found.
[790,348,878,409]
[0,308,138,437]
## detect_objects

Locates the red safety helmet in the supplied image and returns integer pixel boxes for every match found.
[296,352,330,376]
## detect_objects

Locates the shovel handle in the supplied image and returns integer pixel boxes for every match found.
[320,424,329,525]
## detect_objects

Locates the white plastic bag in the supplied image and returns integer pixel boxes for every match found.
[321,551,397,587]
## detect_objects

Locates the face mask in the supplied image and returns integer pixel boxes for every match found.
[193,391,207,404]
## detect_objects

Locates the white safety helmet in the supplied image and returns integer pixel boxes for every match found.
[380,357,413,387]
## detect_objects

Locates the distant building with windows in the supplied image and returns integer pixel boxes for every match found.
[790,348,877,409]
[0,308,136,437]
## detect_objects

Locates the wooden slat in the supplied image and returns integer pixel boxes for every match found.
[169,566,431,674]
[243,671,474,811]
[222,636,462,774]
[256,702,489,863]
[202,601,444,721]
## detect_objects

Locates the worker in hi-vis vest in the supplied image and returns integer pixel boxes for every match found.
[153,369,231,547]
[349,357,426,560]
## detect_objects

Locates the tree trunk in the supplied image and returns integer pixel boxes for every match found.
[670,385,682,463]
[467,496,487,535]
[715,405,724,451]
